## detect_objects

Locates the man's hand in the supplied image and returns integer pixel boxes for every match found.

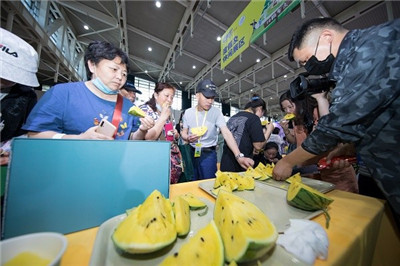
[272,159,293,181]
[186,133,200,143]
[237,157,254,170]
[325,143,356,169]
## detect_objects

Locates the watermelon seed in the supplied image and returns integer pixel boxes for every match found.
[200,237,205,242]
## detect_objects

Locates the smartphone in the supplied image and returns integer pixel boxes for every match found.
[96,119,116,138]
[164,122,174,141]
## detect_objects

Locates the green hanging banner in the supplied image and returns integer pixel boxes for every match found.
[250,0,301,43]
[221,0,301,69]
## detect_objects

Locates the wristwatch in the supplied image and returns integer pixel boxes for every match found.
[235,153,244,159]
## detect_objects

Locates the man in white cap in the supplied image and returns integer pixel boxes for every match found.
[0,27,39,165]
[181,79,254,180]
[0,28,39,88]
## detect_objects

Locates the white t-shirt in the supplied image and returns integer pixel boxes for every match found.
[183,106,226,148]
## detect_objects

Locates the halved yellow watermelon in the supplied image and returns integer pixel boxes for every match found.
[214,190,278,263]
[287,181,334,228]
[128,106,146,118]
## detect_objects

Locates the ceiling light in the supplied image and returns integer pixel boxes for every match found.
[284,74,287,78]
[155,1,161,8]
[145,70,148,73]
[179,82,182,85]
[250,89,253,92]
[225,78,228,82]
[270,96,273,99]
[256,58,260,63]
[192,65,196,69]
[217,36,221,41]
[148,47,152,52]
[83,25,89,30]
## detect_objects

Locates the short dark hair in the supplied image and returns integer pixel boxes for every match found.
[84,41,130,80]
[264,141,279,152]
[288,17,344,61]
[244,94,266,113]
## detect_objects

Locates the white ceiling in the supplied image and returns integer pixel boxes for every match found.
[2,0,399,115]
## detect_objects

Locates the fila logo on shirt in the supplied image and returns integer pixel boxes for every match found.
[0,44,18,57]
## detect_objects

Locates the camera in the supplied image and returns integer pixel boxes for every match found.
[290,74,336,99]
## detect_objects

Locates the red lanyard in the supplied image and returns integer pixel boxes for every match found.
[111,94,123,139]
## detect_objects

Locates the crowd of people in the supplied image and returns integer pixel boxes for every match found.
[1,16,399,227]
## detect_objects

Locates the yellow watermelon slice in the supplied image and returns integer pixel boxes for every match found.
[160,221,224,266]
[173,196,191,237]
[180,193,207,210]
[191,126,208,136]
[283,113,295,120]
[285,172,302,184]
[128,106,146,118]
[112,190,176,254]
[214,190,278,263]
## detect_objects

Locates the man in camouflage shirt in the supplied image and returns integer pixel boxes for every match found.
[273,18,400,227]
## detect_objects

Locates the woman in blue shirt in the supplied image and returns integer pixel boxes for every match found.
[23,41,154,140]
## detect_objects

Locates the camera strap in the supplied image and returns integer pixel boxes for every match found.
[111,94,123,139]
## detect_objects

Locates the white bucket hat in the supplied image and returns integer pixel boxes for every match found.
[0,27,39,87]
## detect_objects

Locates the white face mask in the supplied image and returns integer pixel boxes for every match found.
[156,103,162,112]
[92,77,118,95]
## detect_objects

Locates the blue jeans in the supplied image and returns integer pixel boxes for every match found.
[190,148,217,180]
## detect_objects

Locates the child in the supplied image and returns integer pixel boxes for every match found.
[254,142,282,166]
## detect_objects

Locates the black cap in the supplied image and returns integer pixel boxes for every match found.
[197,79,218,98]
[124,80,142,94]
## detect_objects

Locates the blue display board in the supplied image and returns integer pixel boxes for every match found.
[1,138,171,239]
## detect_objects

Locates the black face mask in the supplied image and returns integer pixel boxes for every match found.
[304,53,335,75]
[304,38,335,75]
